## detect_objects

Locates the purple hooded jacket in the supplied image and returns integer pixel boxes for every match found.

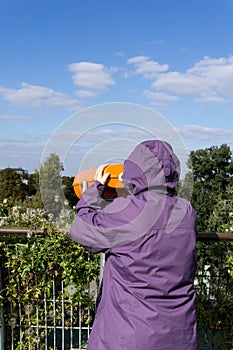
[70,140,199,350]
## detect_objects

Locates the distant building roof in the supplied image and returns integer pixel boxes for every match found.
[12,167,28,175]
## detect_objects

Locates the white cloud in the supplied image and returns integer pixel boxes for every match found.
[0,143,44,172]
[0,133,48,144]
[187,56,233,98]
[0,83,79,109]
[1,123,232,175]
[152,72,208,97]
[115,51,125,57]
[143,89,179,102]
[75,89,98,98]
[68,61,115,98]
[178,124,233,144]
[127,56,169,79]
[0,114,31,120]
[128,55,233,104]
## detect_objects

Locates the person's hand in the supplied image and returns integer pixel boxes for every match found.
[118,172,123,182]
[94,164,110,185]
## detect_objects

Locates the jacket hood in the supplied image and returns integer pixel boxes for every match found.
[121,140,180,195]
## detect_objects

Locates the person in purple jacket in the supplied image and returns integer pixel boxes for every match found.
[70,139,199,350]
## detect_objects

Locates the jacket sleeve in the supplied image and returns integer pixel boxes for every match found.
[69,180,140,253]
[76,180,108,213]
[69,181,108,253]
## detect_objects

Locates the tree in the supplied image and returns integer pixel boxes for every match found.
[22,171,44,209]
[62,176,78,208]
[188,147,233,347]
[0,168,28,205]
[39,153,65,218]
[208,184,233,232]
[185,144,233,231]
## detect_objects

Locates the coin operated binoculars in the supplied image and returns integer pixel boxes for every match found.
[73,164,127,200]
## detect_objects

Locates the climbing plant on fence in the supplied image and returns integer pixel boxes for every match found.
[195,240,233,349]
[0,227,100,349]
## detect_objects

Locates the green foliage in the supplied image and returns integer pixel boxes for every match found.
[62,175,78,208]
[186,144,233,231]
[1,145,233,348]
[177,171,194,200]
[0,168,28,205]
[195,241,233,349]
[0,155,78,220]
[39,153,65,218]
[24,171,44,209]
[208,185,233,233]
[1,228,100,349]
[181,144,233,348]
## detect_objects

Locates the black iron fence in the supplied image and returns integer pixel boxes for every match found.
[0,229,233,350]
[196,233,233,349]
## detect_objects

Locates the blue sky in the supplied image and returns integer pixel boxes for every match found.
[0,0,233,175]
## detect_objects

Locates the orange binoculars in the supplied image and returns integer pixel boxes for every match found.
[73,164,125,199]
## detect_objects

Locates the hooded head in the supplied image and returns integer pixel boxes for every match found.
[121,140,180,195]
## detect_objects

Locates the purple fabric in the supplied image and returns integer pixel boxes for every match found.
[70,140,199,350]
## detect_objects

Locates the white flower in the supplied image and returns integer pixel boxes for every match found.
[24,304,33,314]
[3,198,7,204]
[25,327,34,336]
[54,195,60,202]
[48,213,54,220]
[10,318,16,328]
[66,283,77,296]
[34,336,40,344]
[48,310,54,319]
[40,331,45,338]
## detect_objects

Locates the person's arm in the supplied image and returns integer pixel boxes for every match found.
[74,163,111,218]
[70,164,159,253]
[70,180,110,253]
[70,164,117,253]
[69,164,140,252]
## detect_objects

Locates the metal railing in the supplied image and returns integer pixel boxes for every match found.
[1,228,233,350]
[0,228,98,350]
[3,276,92,350]
[196,235,233,349]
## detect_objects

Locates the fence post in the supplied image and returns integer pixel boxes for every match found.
[99,253,105,282]
[0,267,4,350]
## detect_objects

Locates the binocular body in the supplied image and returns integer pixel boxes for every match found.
[73,164,124,199]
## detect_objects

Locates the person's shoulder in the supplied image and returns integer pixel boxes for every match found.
[102,195,131,214]
[175,196,196,217]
